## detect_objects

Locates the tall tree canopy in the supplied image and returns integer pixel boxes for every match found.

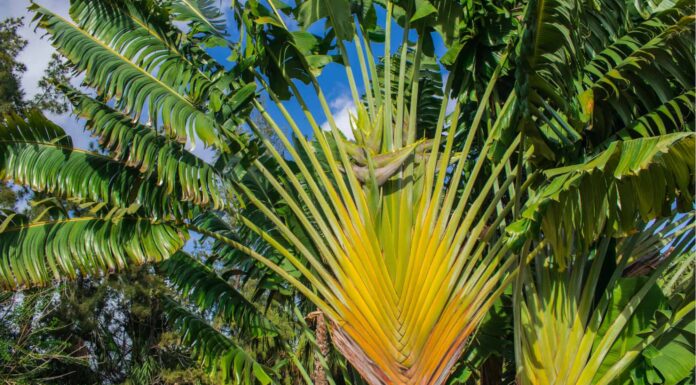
[0,17,28,114]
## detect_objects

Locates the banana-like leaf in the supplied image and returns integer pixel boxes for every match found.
[440,0,520,101]
[0,215,185,290]
[31,3,226,150]
[191,208,305,293]
[508,133,695,267]
[162,297,274,385]
[0,108,72,142]
[515,0,583,120]
[295,0,354,40]
[515,217,695,385]
[514,0,694,160]
[71,0,253,143]
[0,112,189,219]
[232,2,336,101]
[504,0,585,160]
[424,0,467,46]
[580,3,695,141]
[67,88,225,209]
[619,89,696,139]
[638,315,695,385]
[168,0,229,42]
[186,160,311,306]
[579,0,632,56]
[160,252,280,340]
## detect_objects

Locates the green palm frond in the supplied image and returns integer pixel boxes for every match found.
[72,0,231,90]
[516,0,583,122]
[68,0,216,98]
[580,0,632,55]
[514,0,694,161]
[66,88,225,210]
[296,0,354,40]
[162,297,274,385]
[508,133,695,267]
[0,109,71,145]
[441,0,520,102]
[30,2,228,150]
[515,216,695,385]
[160,252,280,340]
[0,112,190,219]
[581,3,695,142]
[189,199,303,309]
[617,89,696,139]
[0,215,184,290]
[168,0,229,41]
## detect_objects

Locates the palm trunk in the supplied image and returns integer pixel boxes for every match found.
[309,310,329,385]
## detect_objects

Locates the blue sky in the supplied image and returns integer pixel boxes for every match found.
[0,0,376,249]
[1,1,93,147]
[212,2,450,142]
[1,0,450,150]
[2,0,467,257]
[1,0,364,156]
[0,0,451,224]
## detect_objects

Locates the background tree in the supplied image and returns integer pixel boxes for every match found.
[32,53,72,114]
[0,16,212,384]
[0,17,27,114]
[0,17,27,212]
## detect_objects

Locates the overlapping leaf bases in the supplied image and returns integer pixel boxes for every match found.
[516,216,695,385]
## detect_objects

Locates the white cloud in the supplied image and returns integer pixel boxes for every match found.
[0,1,94,149]
[321,93,356,140]
[441,73,457,115]
[1,0,222,162]
[46,111,94,147]
[1,0,70,99]
[185,135,217,164]
[446,97,457,115]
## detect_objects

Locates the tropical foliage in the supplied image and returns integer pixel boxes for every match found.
[0,0,693,384]
[0,268,214,385]
[516,216,695,385]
